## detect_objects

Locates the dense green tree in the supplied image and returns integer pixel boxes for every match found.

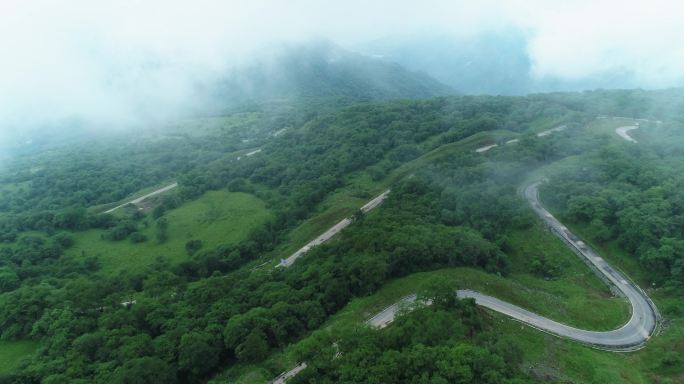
[110,357,177,384]
[185,240,203,256]
[236,328,269,363]
[178,331,219,379]
[155,218,169,243]
[0,267,19,293]
[2,90,680,382]
[418,277,460,310]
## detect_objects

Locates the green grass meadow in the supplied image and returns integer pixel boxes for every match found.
[0,340,38,374]
[67,190,272,273]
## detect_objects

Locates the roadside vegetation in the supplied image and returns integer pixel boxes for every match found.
[0,90,682,383]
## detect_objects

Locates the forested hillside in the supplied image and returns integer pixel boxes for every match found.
[0,89,682,383]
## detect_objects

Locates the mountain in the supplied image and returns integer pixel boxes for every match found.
[216,41,456,103]
[1,43,455,158]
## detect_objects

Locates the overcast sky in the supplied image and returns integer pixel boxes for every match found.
[1,0,684,141]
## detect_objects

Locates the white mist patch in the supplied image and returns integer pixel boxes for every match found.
[1,0,684,139]
[519,0,684,87]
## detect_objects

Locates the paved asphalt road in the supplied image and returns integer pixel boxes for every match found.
[516,181,658,349]
[104,182,178,214]
[272,363,307,384]
[475,144,498,153]
[537,125,566,137]
[366,294,420,328]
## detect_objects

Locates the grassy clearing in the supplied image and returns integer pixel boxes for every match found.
[322,266,624,333]
[589,117,632,135]
[171,112,263,137]
[585,116,661,144]
[67,191,271,274]
[0,340,38,374]
[525,116,575,134]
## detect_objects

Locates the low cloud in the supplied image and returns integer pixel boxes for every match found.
[518,0,684,87]
[1,0,683,141]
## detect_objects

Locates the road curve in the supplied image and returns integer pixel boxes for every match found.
[369,182,658,351]
[272,182,660,383]
[616,125,639,143]
[512,181,659,350]
[367,294,420,328]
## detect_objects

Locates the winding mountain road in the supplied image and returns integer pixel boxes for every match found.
[271,120,661,382]
[368,182,658,350]
[274,179,660,382]
[616,125,639,143]
[273,180,661,382]
[476,181,657,349]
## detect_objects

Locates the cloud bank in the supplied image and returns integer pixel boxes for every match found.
[1,0,684,140]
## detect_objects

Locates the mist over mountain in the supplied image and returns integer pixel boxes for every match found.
[215,41,455,103]
[0,42,454,156]
[357,31,653,95]
[358,31,532,95]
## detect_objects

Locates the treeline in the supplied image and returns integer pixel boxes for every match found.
[2,170,524,383]
[0,233,97,294]
[0,208,115,243]
[137,95,581,282]
[0,100,316,215]
[1,89,669,218]
[290,278,534,384]
[170,95,580,253]
[541,143,684,287]
[4,125,561,383]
